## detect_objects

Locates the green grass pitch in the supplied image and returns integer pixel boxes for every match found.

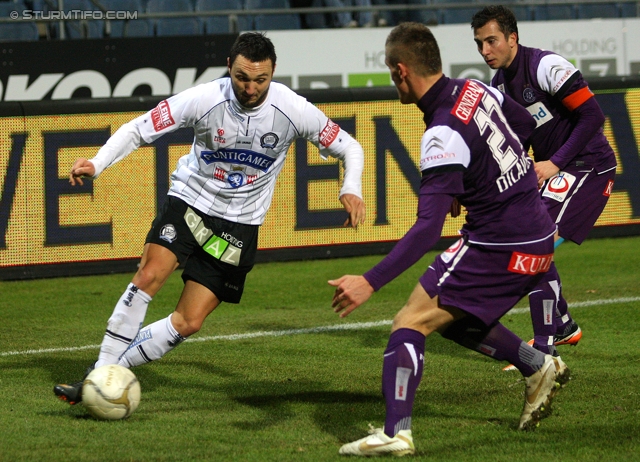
[1,236,638,461]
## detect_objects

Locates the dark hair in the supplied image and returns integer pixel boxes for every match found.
[385,22,442,76]
[229,32,277,68]
[471,5,519,43]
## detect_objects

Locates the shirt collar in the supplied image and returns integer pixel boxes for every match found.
[416,75,449,121]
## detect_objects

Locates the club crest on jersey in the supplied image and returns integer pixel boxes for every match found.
[151,100,175,132]
[542,171,576,202]
[159,224,177,243]
[228,172,244,188]
[452,80,484,124]
[522,86,536,103]
[260,132,279,149]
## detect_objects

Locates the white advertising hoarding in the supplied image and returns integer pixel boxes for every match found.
[268,17,639,89]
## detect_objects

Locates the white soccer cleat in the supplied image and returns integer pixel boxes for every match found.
[518,355,570,431]
[339,427,415,457]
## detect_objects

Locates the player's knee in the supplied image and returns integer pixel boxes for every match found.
[132,266,164,293]
[441,315,490,344]
[171,312,202,337]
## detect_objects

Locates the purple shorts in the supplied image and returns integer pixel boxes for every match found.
[541,166,616,244]
[419,234,554,326]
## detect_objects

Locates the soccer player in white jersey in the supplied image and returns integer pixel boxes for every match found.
[54,32,366,405]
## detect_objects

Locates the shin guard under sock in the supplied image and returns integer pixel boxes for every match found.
[96,283,151,368]
[381,328,425,437]
[528,263,562,355]
[119,313,186,367]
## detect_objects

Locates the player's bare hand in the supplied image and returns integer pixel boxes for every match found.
[69,158,96,186]
[534,160,559,185]
[328,275,374,318]
[340,193,366,228]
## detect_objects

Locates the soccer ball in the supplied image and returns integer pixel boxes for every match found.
[82,365,141,420]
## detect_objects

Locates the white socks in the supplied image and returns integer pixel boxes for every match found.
[95,283,151,368]
[119,313,186,368]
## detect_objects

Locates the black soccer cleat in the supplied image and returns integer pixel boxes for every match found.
[53,364,95,405]
[53,381,84,405]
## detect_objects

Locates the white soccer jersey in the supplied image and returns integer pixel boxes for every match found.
[90,79,364,225]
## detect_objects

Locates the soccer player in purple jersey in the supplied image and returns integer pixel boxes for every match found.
[472,6,616,360]
[329,22,570,457]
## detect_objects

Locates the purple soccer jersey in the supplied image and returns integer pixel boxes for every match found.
[418,77,554,244]
[364,76,557,310]
[491,45,616,173]
[491,45,617,243]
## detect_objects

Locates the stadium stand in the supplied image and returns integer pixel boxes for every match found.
[0,1,40,41]
[577,1,620,18]
[146,0,200,37]
[123,17,154,36]
[533,3,577,20]
[247,0,302,30]
[197,0,245,34]
[0,0,638,40]
[99,0,144,38]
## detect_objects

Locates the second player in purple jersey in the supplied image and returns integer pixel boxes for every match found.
[472,5,617,358]
[331,23,570,457]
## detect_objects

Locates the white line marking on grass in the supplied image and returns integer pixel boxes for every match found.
[2,296,639,358]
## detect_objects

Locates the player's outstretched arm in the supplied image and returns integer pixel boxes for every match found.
[340,193,366,228]
[69,158,96,186]
[328,275,374,318]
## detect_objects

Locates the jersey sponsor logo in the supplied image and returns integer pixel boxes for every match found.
[200,148,275,172]
[150,100,175,132]
[603,179,614,197]
[202,234,242,266]
[214,128,226,144]
[183,207,213,245]
[542,171,576,202]
[159,223,177,243]
[319,119,340,147]
[523,86,536,103]
[551,65,576,94]
[508,252,553,275]
[526,102,553,128]
[451,80,484,124]
[420,151,456,171]
[440,237,464,264]
[236,135,252,146]
[184,207,244,251]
